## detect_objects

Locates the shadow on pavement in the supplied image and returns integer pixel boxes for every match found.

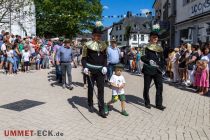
[47,69,58,82]
[48,69,84,88]
[107,105,121,114]
[126,94,145,107]
[72,82,84,87]
[48,75,57,82]
[67,96,92,124]
[167,83,196,93]
[68,96,89,110]
[48,73,62,87]
[48,70,56,75]
[126,95,153,116]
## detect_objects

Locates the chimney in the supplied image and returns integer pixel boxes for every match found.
[126,11,132,18]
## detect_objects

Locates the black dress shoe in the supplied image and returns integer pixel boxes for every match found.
[99,111,107,118]
[145,104,151,109]
[88,106,94,113]
[155,105,166,111]
[69,86,74,90]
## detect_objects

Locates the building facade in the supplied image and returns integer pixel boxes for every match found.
[101,27,112,46]
[0,0,36,37]
[175,0,210,46]
[153,0,176,48]
[110,12,150,48]
[74,33,92,47]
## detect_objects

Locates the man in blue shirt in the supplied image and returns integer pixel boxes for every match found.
[107,39,120,80]
[56,39,74,90]
[53,38,64,83]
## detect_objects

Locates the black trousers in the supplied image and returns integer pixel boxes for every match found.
[83,73,88,84]
[87,70,105,112]
[143,73,163,106]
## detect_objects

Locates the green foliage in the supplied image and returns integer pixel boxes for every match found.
[34,0,102,38]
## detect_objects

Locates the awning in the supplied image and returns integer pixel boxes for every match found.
[175,11,210,26]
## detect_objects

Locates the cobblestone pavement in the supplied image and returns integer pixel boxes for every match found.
[0,67,210,140]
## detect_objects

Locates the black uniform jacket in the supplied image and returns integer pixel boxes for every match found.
[141,47,165,75]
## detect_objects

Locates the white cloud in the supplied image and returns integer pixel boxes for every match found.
[140,9,150,14]
[103,5,109,10]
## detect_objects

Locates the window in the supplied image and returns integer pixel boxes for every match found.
[119,25,122,30]
[141,35,144,41]
[183,0,191,6]
[116,26,118,31]
[119,35,122,41]
[116,35,118,41]
[133,34,137,41]
[124,35,127,41]
[134,24,137,29]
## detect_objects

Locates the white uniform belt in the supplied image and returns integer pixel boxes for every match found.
[86,63,103,69]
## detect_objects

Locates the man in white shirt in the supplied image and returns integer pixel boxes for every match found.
[107,39,120,80]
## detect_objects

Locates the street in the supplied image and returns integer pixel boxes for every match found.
[0,67,210,140]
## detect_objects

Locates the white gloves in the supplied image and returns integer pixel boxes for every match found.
[149,60,158,67]
[102,67,107,75]
[84,67,107,75]
[83,68,89,75]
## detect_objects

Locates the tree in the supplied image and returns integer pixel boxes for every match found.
[34,0,103,38]
[125,25,132,46]
[0,0,33,28]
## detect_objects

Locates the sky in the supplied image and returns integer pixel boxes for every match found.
[101,0,155,27]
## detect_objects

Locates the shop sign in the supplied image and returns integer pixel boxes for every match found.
[191,0,210,16]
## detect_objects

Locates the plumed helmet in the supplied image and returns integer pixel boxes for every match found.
[92,21,103,35]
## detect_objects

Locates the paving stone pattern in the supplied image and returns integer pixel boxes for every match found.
[0,67,209,140]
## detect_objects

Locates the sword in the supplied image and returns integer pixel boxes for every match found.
[150,81,155,88]
[143,62,165,75]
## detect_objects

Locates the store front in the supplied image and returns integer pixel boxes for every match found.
[175,0,210,46]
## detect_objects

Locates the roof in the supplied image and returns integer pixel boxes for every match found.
[152,0,158,8]
[113,19,124,25]
[102,26,112,32]
[111,16,151,34]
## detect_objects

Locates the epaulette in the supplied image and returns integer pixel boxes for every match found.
[146,43,163,52]
[85,41,107,52]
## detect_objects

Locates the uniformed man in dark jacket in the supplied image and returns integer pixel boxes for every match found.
[141,31,166,111]
[81,22,108,118]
